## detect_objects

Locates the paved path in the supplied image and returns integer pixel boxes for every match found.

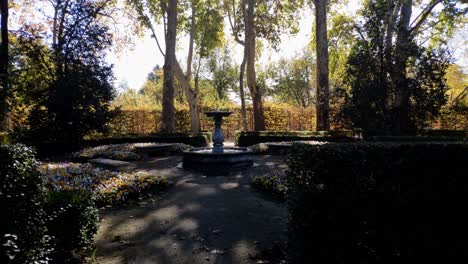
[94,156,288,264]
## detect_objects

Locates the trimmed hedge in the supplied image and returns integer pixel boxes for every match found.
[287,142,468,263]
[26,132,211,157]
[419,129,467,138]
[1,144,100,263]
[235,130,356,146]
[46,190,99,263]
[1,144,50,263]
[86,132,212,147]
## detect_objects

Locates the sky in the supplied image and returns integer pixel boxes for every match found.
[107,1,467,91]
[107,7,318,91]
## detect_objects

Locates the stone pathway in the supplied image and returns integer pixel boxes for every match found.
[93,155,288,264]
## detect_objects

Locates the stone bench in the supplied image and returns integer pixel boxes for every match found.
[89,158,131,171]
[134,143,174,157]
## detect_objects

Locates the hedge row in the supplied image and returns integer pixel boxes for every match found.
[287,142,468,263]
[109,104,317,140]
[235,130,356,146]
[85,132,212,147]
[24,132,211,157]
[236,130,467,146]
[1,144,99,263]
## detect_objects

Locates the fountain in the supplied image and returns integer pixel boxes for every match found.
[182,111,253,173]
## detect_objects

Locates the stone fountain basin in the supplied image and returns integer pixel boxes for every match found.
[182,147,254,173]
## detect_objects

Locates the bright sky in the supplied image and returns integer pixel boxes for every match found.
[107,7,317,91]
[107,1,467,91]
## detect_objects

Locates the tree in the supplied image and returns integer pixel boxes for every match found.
[342,0,465,135]
[0,0,8,132]
[225,0,304,131]
[203,45,239,102]
[161,0,177,132]
[131,0,224,132]
[8,0,117,143]
[313,0,330,131]
[268,50,315,108]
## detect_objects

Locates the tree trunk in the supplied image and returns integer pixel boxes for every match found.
[161,0,177,133]
[175,62,200,132]
[393,0,412,135]
[239,49,248,131]
[245,0,265,131]
[314,0,330,131]
[0,0,9,132]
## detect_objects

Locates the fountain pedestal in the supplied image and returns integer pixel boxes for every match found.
[182,111,253,174]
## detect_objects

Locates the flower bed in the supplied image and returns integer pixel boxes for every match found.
[252,170,288,198]
[73,142,190,161]
[74,144,141,161]
[41,163,169,206]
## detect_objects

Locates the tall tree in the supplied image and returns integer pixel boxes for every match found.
[342,0,466,135]
[0,0,8,131]
[161,0,177,132]
[313,0,330,131]
[226,0,304,131]
[131,0,224,132]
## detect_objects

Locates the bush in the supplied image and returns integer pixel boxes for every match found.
[0,144,51,263]
[235,130,355,146]
[45,190,99,263]
[287,142,468,263]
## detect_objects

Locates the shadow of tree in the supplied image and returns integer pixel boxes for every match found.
[93,155,288,264]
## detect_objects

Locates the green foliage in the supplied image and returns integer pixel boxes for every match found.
[267,49,314,107]
[45,190,99,263]
[235,130,355,146]
[10,0,116,145]
[202,46,239,101]
[0,144,51,263]
[287,142,468,263]
[341,0,452,135]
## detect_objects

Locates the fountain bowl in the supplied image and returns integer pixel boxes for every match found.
[182,147,254,173]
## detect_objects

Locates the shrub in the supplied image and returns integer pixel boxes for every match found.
[45,190,99,263]
[0,144,51,263]
[287,142,468,263]
[235,130,355,146]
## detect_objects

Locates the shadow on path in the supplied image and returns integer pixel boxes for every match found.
[94,156,288,264]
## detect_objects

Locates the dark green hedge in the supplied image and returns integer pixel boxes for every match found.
[25,132,212,157]
[46,190,99,263]
[86,132,212,147]
[287,142,468,263]
[1,144,99,263]
[1,144,50,263]
[235,130,356,146]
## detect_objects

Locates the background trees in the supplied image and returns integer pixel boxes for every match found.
[8,0,117,144]
[0,0,8,132]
